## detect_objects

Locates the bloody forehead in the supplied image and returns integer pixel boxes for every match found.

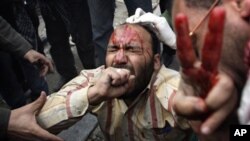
[110,24,143,47]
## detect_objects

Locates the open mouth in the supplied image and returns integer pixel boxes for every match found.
[112,65,134,74]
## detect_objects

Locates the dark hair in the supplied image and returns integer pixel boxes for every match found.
[185,0,221,9]
[140,25,161,55]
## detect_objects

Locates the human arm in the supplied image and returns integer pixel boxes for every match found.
[37,67,134,130]
[0,16,32,57]
[0,16,53,76]
[172,7,238,140]
[87,67,135,105]
[173,73,237,136]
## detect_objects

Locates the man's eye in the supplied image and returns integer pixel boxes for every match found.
[107,46,119,52]
[126,46,142,53]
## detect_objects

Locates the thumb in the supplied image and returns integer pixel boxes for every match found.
[127,74,135,88]
[30,91,47,113]
[134,8,146,19]
[126,8,146,23]
[133,13,158,23]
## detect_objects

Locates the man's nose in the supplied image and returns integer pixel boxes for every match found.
[114,49,128,64]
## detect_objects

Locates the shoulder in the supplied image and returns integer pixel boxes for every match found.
[79,66,105,80]
[79,66,105,75]
[154,65,180,90]
[152,65,180,110]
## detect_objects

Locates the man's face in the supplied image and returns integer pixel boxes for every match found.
[172,0,250,79]
[106,24,159,99]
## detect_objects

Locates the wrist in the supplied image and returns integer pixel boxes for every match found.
[7,110,17,133]
[23,49,34,63]
[87,85,103,105]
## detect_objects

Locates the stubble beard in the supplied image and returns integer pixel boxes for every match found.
[117,60,154,100]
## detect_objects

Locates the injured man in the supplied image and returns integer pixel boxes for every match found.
[37,10,196,141]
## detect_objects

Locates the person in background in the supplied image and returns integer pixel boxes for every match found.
[87,0,153,66]
[0,0,50,108]
[37,20,197,140]
[0,15,59,141]
[0,16,53,75]
[39,0,95,92]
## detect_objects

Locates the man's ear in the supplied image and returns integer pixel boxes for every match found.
[154,54,161,70]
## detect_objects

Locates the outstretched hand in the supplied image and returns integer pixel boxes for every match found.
[8,92,63,141]
[172,7,238,137]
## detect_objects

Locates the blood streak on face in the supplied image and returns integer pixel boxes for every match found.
[111,25,143,48]
[106,24,157,99]
[110,24,153,61]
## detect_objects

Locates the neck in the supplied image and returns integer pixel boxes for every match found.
[123,88,149,107]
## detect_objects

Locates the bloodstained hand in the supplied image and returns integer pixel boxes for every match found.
[174,7,226,98]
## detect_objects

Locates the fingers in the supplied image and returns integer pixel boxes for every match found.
[173,90,207,118]
[107,68,131,86]
[39,56,54,76]
[43,58,54,73]
[89,67,135,101]
[126,15,136,23]
[189,120,203,133]
[33,125,63,141]
[128,12,177,49]
[39,64,49,77]
[205,74,235,110]
[201,92,237,135]
[29,91,47,113]
[174,13,197,71]
[26,50,54,76]
[201,7,225,73]
[134,8,146,19]
[200,74,237,134]
[132,13,157,23]
[126,8,145,23]
[107,67,135,95]
[131,13,163,35]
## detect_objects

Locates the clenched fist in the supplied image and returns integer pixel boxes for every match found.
[87,67,135,105]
